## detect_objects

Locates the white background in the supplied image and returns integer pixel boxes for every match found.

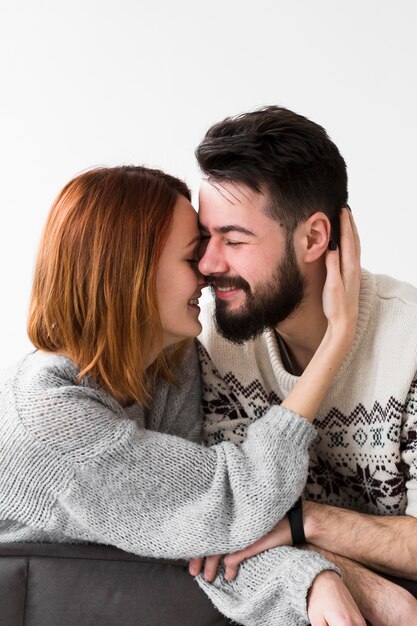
[1,0,416,369]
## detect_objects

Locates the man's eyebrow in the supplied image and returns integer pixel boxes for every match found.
[199,224,256,236]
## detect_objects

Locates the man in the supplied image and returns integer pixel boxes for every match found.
[195,106,417,625]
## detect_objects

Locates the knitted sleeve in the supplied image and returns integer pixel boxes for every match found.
[56,404,314,559]
[402,377,417,517]
[13,351,316,560]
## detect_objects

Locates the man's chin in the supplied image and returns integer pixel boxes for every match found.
[214,298,245,315]
[216,325,266,345]
[214,310,267,345]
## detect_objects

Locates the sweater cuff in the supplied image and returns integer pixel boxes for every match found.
[197,546,339,626]
[282,550,340,622]
[251,405,317,452]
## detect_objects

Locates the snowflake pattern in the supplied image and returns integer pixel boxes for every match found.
[199,340,417,516]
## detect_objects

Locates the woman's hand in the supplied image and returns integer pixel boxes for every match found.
[307,570,366,626]
[220,516,292,581]
[322,207,361,342]
[189,554,224,582]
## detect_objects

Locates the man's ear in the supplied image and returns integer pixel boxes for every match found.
[296,212,331,264]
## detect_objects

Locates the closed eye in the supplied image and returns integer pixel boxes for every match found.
[226,241,244,246]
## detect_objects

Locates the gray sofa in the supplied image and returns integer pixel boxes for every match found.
[0,542,231,626]
[1,542,416,625]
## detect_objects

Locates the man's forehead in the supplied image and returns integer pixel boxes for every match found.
[197,179,282,238]
[199,178,266,209]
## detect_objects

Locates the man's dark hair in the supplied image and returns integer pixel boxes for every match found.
[196,106,348,242]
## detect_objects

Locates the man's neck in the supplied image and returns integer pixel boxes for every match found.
[275,281,327,375]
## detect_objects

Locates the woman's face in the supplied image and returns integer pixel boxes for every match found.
[156,195,204,348]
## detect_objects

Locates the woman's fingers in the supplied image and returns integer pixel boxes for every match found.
[191,517,293,582]
[339,208,359,277]
[321,208,361,331]
[341,208,361,267]
[324,243,341,288]
[188,557,204,576]
[189,555,224,581]
[203,554,223,582]
[348,208,361,261]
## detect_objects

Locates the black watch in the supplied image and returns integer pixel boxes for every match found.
[287,497,306,545]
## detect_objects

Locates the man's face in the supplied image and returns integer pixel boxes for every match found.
[198,180,306,343]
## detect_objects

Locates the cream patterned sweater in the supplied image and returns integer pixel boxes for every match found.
[199,271,417,518]
[0,343,336,626]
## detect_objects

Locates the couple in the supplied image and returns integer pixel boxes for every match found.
[0,106,416,625]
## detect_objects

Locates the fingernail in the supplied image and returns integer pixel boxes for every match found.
[328,240,337,251]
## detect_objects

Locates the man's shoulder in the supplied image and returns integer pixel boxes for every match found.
[372,272,417,310]
[361,272,417,373]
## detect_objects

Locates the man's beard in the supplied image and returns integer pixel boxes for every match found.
[211,239,306,344]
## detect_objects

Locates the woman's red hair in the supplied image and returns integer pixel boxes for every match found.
[28,165,191,406]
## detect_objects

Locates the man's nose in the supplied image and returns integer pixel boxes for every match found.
[198,240,228,276]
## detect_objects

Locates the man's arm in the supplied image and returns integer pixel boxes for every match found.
[305,375,417,580]
[221,493,417,582]
[222,505,417,583]
[304,501,417,579]
[303,544,417,626]
[222,375,417,586]
[221,521,417,624]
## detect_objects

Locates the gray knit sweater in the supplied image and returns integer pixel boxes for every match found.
[0,344,336,625]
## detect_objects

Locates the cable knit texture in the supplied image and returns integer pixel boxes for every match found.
[0,342,337,625]
[198,270,417,519]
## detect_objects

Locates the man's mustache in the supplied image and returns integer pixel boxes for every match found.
[208,275,251,293]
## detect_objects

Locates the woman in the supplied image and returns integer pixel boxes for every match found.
[0,165,363,625]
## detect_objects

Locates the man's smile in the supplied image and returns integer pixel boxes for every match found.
[214,286,244,300]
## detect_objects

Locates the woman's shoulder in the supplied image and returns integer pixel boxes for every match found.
[11,350,79,388]
[11,351,122,409]
[1,351,130,460]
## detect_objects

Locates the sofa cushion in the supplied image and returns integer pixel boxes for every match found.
[0,543,231,626]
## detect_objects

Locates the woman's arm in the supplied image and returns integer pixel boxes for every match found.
[55,395,313,559]
[9,347,312,558]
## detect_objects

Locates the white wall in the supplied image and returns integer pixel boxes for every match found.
[1,0,416,368]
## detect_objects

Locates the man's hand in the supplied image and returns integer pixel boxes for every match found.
[307,570,366,626]
[222,516,292,580]
[188,554,224,582]
[306,545,417,626]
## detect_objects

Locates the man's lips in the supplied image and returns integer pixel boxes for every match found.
[213,286,244,300]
